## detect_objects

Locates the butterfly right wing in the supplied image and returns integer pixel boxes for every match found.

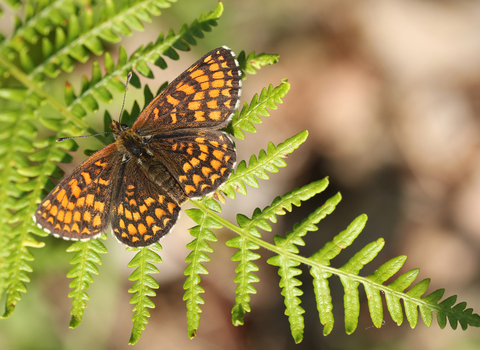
[34,143,122,241]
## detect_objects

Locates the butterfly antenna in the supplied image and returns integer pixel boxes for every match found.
[119,71,133,124]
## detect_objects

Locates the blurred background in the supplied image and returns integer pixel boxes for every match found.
[2,0,480,349]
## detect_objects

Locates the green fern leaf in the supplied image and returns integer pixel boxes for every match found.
[66,235,108,328]
[127,243,163,345]
[237,50,280,76]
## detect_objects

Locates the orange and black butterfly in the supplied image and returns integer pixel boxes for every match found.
[33,46,242,247]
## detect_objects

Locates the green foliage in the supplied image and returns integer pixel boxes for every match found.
[0,0,479,346]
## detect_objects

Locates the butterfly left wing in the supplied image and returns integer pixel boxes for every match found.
[34,143,122,240]
[131,46,242,135]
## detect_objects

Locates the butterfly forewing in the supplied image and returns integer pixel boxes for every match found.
[132,46,242,134]
[34,144,121,240]
[110,161,183,247]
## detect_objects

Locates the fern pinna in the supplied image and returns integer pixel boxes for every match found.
[0,0,479,346]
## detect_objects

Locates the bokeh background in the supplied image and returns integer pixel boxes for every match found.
[2,0,480,349]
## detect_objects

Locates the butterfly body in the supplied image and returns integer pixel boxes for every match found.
[34,46,241,247]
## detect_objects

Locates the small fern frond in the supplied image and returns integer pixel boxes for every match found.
[126,243,163,345]
[222,129,307,199]
[236,50,280,77]
[66,235,108,328]
[183,198,223,339]
[228,80,290,139]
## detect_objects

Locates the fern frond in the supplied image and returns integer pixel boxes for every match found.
[66,235,108,328]
[236,50,280,77]
[183,198,223,339]
[127,243,162,345]
[228,80,290,139]
[222,129,307,199]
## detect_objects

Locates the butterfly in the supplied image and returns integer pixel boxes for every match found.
[33,46,242,247]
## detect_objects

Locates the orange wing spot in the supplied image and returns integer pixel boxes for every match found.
[190,69,203,79]
[210,159,222,171]
[99,178,109,185]
[120,219,126,229]
[163,218,171,227]
[72,223,80,233]
[158,195,165,203]
[153,107,160,121]
[144,235,152,241]
[200,184,210,191]
[68,179,77,185]
[52,187,60,195]
[178,83,196,95]
[209,140,219,147]
[183,162,193,173]
[144,197,155,206]
[221,61,229,68]
[76,197,85,207]
[202,167,212,177]
[56,189,66,202]
[167,95,180,107]
[209,63,220,71]
[61,196,69,208]
[55,223,61,230]
[207,100,218,109]
[226,80,233,87]
[171,143,178,151]
[129,198,137,206]
[152,225,161,234]
[201,82,210,90]
[86,194,94,206]
[196,75,209,83]
[203,55,213,62]
[208,89,220,98]
[117,204,124,215]
[47,217,54,224]
[132,236,140,243]
[179,175,188,183]
[83,211,91,222]
[146,216,155,227]
[125,208,133,220]
[212,79,224,88]
[81,227,91,234]
[221,88,231,97]
[194,111,206,121]
[133,212,141,221]
[167,202,176,214]
[81,172,92,185]
[138,224,147,235]
[42,199,51,207]
[93,201,104,213]
[170,113,177,124]
[199,153,208,161]
[208,111,222,120]
[73,211,81,222]
[222,143,228,151]
[125,191,134,196]
[67,202,75,211]
[49,205,58,216]
[139,204,147,214]
[121,232,128,238]
[63,225,71,232]
[213,150,225,160]
[191,157,200,167]
[64,211,72,224]
[128,224,138,235]
[71,185,81,198]
[195,137,205,143]
[93,215,101,227]
[187,147,193,156]
[155,208,165,220]
[224,99,232,108]
[213,71,224,79]
[127,185,135,190]
[198,144,208,153]
[210,174,221,183]
[57,210,65,222]
[192,174,203,186]
[94,160,107,167]
[42,212,47,219]
[188,102,201,110]
[220,167,228,176]
[194,91,205,100]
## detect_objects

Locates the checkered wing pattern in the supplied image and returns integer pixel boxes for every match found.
[131,46,242,134]
[110,160,183,247]
[34,143,121,240]
[148,128,236,198]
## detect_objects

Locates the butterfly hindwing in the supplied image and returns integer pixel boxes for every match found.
[131,46,242,134]
[34,143,121,240]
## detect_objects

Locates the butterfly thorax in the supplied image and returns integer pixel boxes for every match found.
[110,121,147,159]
